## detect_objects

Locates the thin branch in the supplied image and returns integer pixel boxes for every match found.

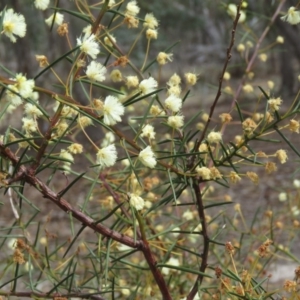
[0,142,141,249]
[231,0,287,110]
[186,180,210,300]
[0,291,106,300]
[189,1,242,169]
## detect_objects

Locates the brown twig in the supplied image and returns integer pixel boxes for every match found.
[231,0,287,110]
[186,180,210,300]
[0,142,140,248]
[189,1,242,170]
[187,2,243,299]
[0,141,172,299]
[0,291,106,300]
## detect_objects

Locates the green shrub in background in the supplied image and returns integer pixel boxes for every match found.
[0,1,300,299]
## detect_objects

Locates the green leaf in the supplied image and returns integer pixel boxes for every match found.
[52,7,92,23]
[204,201,233,209]
[258,86,270,100]
[156,263,212,277]
[78,79,125,95]
[57,172,86,198]
[235,100,244,122]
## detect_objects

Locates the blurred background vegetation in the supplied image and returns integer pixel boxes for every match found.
[1,0,299,98]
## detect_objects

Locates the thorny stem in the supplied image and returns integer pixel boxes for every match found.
[187,2,242,299]
[0,291,106,300]
[231,0,286,110]
[0,142,171,300]
[189,1,242,170]
[99,173,142,239]
[0,142,141,249]
[186,180,210,300]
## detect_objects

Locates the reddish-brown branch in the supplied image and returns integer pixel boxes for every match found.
[0,142,140,248]
[0,141,171,299]
[141,241,172,300]
[186,180,210,300]
[189,2,242,170]
[231,0,287,110]
[187,2,243,299]
[0,291,106,300]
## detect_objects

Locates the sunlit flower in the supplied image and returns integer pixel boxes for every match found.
[283,280,297,292]
[56,22,68,36]
[229,171,241,183]
[14,73,35,98]
[24,103,43,118]
[223,72,231,81]
[36,55,48,67]
[22,117,37,133]
[78,116,93,128]
[126,75,139,88]
[268,97,282,112]
[289,119,300,133]
[103,95,125,126]
[34,0,50,10]
[157,52,173,65]
[54,121,68,137]
[275,149,288,164]
[182,210,193,221]
[77,34,100,59]
[195,166,211,180]
[1,8,26,42]
[267,81,274,89]
[219,113,232,123]
[139,77,158,95]
[129,193,145,210]
[125,1,140,16]
[237,43,245,52]
[207,131,222,144]
[210,167,222,180]
[167,115,184,129]
[143,13,158,29]
[246,171,259,184]
[96,144,117,168]
[45,12,64,27]
[165,94,182,113]
[242,118,257,134]
[167,85,181,97]
[104,33,116,47]
[110,69,123,82]
[281,7,300,25]
[59,149,74,164]
[141,124,156,140]
[146,29,158,39]
[276,36,284,44]
[259,53,268,62]
[293,179,300,188]
[86,61,106,82]
[227,4,246,23]
[138,146,157,168]
[68,143,83,154]
[167,73,181,86]
[265,162,277,174]
[292,206,300,216]
[124,15,139,28]
[185,72,197,85]
[243,84,254,93]
[6,85,23,107]
[278,192,287,202]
